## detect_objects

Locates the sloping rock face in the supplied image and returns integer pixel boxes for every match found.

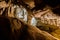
[0,16,58,40]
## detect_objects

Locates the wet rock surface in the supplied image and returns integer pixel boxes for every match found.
[0,0,60,40]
